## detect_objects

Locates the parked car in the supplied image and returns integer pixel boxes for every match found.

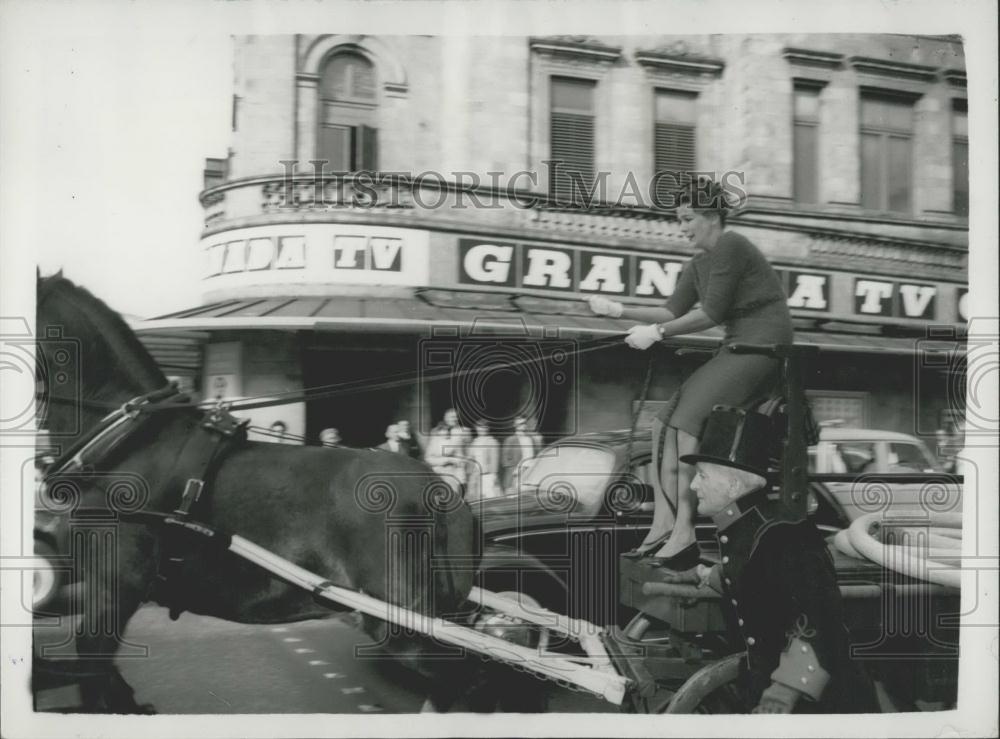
[472,425,963,628]
[807,426,962,525]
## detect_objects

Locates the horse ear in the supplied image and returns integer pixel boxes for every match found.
[55,268,64,279]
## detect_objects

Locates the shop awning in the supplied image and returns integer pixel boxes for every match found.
[137,291,963,357]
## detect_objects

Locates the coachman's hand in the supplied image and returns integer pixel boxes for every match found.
[656,565,701,585]
[625,324,660,350]
[752,682,801,714]
[587,295,624,318]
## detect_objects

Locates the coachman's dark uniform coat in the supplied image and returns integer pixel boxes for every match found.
[705,489,880,713]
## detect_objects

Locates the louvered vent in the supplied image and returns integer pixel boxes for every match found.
[653,122,695,204]
[550,112,596,204]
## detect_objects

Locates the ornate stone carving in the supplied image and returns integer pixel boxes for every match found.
[202,191,225,226]
[260,177,416,212]
[807,232,965,278]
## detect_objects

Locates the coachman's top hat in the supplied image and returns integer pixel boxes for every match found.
[680,405,772,477]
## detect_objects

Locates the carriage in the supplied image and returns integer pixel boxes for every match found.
[31,275,962,714]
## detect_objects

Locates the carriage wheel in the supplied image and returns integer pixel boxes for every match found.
[664,654,745,713]
[621,613,748,714]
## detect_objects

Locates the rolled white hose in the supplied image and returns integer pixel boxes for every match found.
[833,528,864,559]
[842,512,962,589]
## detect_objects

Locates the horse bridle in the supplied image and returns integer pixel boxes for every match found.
[40,384,186,481]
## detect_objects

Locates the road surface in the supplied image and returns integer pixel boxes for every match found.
[32,604,615,714]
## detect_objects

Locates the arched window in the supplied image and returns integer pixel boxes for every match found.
[317,52,378,171]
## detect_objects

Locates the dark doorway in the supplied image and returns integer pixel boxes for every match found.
[424,337,572,438]
[303,333,416,448]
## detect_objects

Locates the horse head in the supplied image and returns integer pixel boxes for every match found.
[36,273,167,449]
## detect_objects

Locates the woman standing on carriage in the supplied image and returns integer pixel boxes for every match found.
[586,179,794,569]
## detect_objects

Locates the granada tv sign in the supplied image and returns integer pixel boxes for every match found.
[457,238,831,309]
[459,239,686,298]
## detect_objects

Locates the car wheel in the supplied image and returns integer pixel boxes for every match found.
[32,539,63,612]
[475,545,570,612]
[473,591,551,653]
[474,558,579,655]
[436,576,562,714]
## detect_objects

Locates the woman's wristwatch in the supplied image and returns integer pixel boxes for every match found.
[655,323,667,339]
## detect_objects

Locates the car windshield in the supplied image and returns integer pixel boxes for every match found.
[837,442,877,473]
[814,437,943,474]
[888,442,941,472]
[521,444,617,514]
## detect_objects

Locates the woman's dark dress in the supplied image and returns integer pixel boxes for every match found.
[658,231,794,437]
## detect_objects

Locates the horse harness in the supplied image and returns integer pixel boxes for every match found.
[153,402,248,619]
[42,386,249,620]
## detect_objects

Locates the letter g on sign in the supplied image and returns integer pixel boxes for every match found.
[463,243,513,283]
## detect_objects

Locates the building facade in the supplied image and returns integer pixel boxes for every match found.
[138,33,969,448]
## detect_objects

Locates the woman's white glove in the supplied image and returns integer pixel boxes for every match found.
[587,295,624,318]
[625,324,661,350]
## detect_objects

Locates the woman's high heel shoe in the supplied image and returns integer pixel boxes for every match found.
[622,530,672,560]
[646,542,701,571]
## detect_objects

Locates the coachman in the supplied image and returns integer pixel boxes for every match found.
[659,405,880,713]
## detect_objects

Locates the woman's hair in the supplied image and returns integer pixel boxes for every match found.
[677,178,731,227]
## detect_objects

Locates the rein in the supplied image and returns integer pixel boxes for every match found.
[625,354,656,471]
[40,332,642,418]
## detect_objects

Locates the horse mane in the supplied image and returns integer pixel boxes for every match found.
[37,273,167,393]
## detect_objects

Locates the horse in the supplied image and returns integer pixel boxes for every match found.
[34,274,481,713]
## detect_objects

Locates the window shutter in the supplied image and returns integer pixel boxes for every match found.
[359,125,379,171]
[318,125,351,171]
[792,86,821,204]
[550,112,595,203]
[859,131,883,210]
[887,135,912,213]
[203,158,227,190]
[321,53,375,102]
[953,139,968,216]
[317,52,378,170]
[952,101,968,217]
[860,94,914,213]
[654,122,695,201]
[792,123,818,204]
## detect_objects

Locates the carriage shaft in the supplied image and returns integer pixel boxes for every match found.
[226,534,630,704]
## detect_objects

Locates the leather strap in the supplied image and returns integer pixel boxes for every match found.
[154,409,247,619]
